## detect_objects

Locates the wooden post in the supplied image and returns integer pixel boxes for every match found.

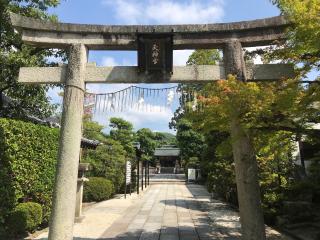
[48,44,87,240]
[125,159,127,199]
[137,156,140,194]
[147,161,150,185]
[224,40,266,240]
[145,161,147,188]
[141,161,144,191]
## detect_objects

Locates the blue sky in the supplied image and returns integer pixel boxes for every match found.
[47,0,280,134]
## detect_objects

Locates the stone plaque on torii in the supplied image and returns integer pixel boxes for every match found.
[10,13,292,240]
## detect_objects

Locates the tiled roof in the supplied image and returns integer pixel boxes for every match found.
[154,147,180,157]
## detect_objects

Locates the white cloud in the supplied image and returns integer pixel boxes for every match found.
[173,50,194,66]
[122,59,136,66]
[244,47,264,64]
[88,57,135,94]
[86,84,134,95]
[45,49,64,64]
[93,106,175,133]
[103,0,141,24]
[102,0,224,24]
[100,56,136,67]
[101,56,118,66]
[245,46,281,64]
[47,87,62,104]
[46,55,63,64]
[145,0,224,24]
[101,49,193,67]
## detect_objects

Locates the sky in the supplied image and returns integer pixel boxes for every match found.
[47,0,281,134]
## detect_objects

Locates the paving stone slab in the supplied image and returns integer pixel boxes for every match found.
[33,182,290,240]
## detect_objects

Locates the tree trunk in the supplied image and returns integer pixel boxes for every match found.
[230,117,266,240]
[0,92,3,112]
[224,40,266,240]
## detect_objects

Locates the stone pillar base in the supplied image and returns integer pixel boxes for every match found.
[75,177,89,220]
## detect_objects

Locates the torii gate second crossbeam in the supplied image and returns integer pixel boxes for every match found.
[10,13,292,240]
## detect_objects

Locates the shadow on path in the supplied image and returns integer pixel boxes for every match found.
[37,184,286,240]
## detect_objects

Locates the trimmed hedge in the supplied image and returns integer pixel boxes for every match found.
[83,177,115,202]
[0,118,59,229]
[8,202,43,234]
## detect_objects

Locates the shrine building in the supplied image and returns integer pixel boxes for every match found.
[154,146,181,174]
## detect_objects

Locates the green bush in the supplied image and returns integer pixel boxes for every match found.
[286,180,315,201]
[206,158,237,205]
[8,202,43,234]
[83,139,126,193]
[0,118,59,227]
[263,207,278,225]
[83,177,115,202]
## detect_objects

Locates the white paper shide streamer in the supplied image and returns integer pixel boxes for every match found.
[84,85,201,114]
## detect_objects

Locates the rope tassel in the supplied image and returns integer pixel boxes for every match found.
[84,85,198,114]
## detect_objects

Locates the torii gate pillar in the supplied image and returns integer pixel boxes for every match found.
[48,44,87,240]
[224,40,266,240]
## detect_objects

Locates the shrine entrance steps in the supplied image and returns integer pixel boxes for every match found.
[149,174,186,185]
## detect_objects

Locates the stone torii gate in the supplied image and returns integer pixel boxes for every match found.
[10,13,292,240]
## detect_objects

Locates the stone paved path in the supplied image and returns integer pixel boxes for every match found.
[99,184,286,240]
[34,183,288,240]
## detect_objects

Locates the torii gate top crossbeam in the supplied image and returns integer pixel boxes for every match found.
[10,13,289,50]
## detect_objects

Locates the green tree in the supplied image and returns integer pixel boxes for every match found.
[83,117,107,143]
[82,118,127,192]
[177,8,320,224]
[205,136,237,204]
[154,132,177,146]
[257,1,320,82]
[170,49,221,129]
[186,72,319,223]
[176,119,205,167]
[271,0,320,67]
[109,117,135,157]
[136,128,156,162]
[186,49,221,66]
[83,139,126,193]
[0,1,62,119]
